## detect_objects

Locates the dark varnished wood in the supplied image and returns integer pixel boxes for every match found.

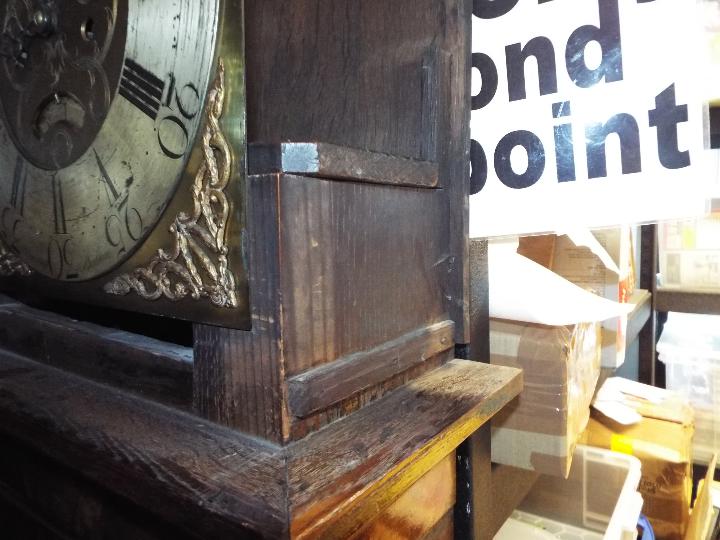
[286,360,523,539]
[287,320,455,418]
[193,174,286,442]
[352,452,456,540]
[655,289,720,315]
[0,350,521,539]
[638,224,658,386]
[196,171,454,442]
[0,436,191,540]
[0,300,192,409]
[248,143,439,188]
[625,289,652,348]
[277,173,449,377]
[244,0,471,343]
[0,351,287,539]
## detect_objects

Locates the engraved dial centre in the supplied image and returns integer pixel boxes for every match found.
[0,0,127,170]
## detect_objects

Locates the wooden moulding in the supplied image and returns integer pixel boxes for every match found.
[625,289,652,348]
[248,142,439,188]
[0,350,522,539]
[287,320,455,418]
[0,295,192,409]
[655,289,720,315]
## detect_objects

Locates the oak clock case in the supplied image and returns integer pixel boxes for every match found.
[0,0,249,329]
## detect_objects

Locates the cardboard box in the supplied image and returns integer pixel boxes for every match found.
[518,227,635,368]
[490,319,601,478]
[684,455,717,540]
[582,382,694,540]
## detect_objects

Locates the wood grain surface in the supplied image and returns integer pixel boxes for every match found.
[0,350,521,539]
[0,300,192,409]
[287,321,455,418]
[244,0,471,344]
[248,142,439,188]
[287,360,523,539]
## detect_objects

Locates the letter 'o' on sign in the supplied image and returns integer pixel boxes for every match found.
[494,131,545,189]
[473,0,521,20]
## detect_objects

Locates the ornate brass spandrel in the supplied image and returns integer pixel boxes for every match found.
[104,60,238,309]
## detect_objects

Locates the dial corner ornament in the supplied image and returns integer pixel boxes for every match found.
[103,59,239,309]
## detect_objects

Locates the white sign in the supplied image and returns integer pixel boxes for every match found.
[470,0,711,238]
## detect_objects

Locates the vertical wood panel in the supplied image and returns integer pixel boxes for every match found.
[194,174,287,443]
[638,224,658,386]
[278,175,448,376]
[245,0,470,343]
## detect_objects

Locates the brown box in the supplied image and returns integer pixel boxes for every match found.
[490,319,601,478]
[518,228,635,368]
[582,395,694,540]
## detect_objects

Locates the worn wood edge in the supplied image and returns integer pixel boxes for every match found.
[248,142,439,188]
[0,350,287,539]
[655,288,720,314]
[287,320,455,417]
[625,289,652,347]
[288,360,524,540]
[0,349,521,539]
[0,301,192,366]
[0,301,193,408]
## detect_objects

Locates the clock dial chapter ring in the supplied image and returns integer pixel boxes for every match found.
[0,0,126,170]
[0,0,223,282]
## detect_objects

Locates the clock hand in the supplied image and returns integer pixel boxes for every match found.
[0,7,56,67]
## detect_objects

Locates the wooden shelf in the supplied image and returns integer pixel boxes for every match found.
[656,289,720,315]
[0,349,522,539]
[626,289,652,347]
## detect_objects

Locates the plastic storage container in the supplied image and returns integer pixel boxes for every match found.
[657,312,720,464]
[658,215,720,291]
[495,445,643,540]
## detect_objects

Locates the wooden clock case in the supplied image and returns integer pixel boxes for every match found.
[0,1,523,538]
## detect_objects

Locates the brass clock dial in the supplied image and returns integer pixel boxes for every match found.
[0,0,220,281]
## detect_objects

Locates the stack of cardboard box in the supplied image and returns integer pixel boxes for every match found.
[582,379,694,540]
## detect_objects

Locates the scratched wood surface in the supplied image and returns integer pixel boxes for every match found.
[0,349,520,539]
[195,169,456,442]
[287,360,523,539]
[0,435,192,540]
[248,142,439,188]
[0,350,287,539]
[0,297,192,409]
[352,452,456,540]
[244,0,470,344]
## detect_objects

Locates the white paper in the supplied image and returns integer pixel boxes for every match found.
[470,0,711,238]
[560,228,621,276]
[489,239,634,325]
[592,377,670,426]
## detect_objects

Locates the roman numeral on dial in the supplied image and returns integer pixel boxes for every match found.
[119,58,165,120]
[51,174,67,235]
[11,156,27,216]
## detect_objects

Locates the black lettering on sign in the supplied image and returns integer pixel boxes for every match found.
[649,84,691,170]
[553,102,576,182]
[119,58,165,120]
[473,0,520,19]
[470,139,488,194]
[472,53,498,111]
[11,156,27,216]
[586,113,642,179]
[565,0,623,88]
[494,130,545,189]
[506,36,558,102]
